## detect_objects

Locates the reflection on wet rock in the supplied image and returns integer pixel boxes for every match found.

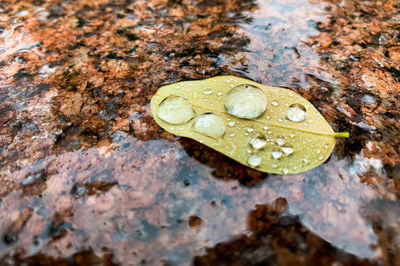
[194,198,375,266]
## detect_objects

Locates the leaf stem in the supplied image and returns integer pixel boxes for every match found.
[334,132,350,138]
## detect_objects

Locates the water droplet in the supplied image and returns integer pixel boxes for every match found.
[217,92,223,96]
[282,167,289,174]
[246,127,254,133]
[263,125,269,130]
[302,158,309,165]
[248,154,262,167]
[289,133,295,138]
[224,84,267,119]
[271,100,279,106]
[228,121,236,127]
[192,113,226,138]
[323,143,329,149]
[316,149,321,154]
[266,115,271,120]
[282,145,294,155]
[318,154,324,161]
[275,137,285,145]
[271,163,278,168]
[158,96,195,125]
[277,118,284,122]
[361,94,376,105]
[286,103,306,122]
[203,88,213,95]
[203,98,208,102]
[288,92,294,97]
[229,133,235,137]
[271,151,282,159]
[249,136,267,149]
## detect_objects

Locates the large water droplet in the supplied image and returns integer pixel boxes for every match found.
[282,145,294,155]
[249,136,267,149]
[248,154,262,167]
[286,103,306,122]
[192,113,226,138]
[271,150,282,159]
[224,84,267,119]
[158,96,195,125]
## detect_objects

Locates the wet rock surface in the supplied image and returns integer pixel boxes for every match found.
[0,0,399,265]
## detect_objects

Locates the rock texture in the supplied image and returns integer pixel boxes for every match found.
[0,0,399,265]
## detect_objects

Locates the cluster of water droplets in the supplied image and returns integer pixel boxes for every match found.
[156,81,317,174]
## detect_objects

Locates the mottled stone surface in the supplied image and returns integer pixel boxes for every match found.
[0,0,399,265]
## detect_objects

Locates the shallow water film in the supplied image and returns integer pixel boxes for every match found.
[0,0,399,265]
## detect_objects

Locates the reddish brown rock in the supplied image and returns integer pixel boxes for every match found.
[0,0,399,265]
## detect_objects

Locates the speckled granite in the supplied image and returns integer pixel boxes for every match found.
[0,0,399,265]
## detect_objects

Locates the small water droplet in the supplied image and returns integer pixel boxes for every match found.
[271,151,282,159]
[229,133,235,137]
[271,163,278,168]
[248,154,262,167]
[217,92,223,96]
[282,167,289,174]
[192,113,226,138]
[271,100,279,106]
[158,96,195,125]
[203,88,213,95]
[316,149,321,154]
[275,137,285,145]
[324,143,329,149]
[282,145,294,155]
[203,98,208,102]
[289,133,295,138]
[266,115,271,120]
[288,92,294,97]
[318,154,324,161]
[361,94,376,105]
[302,158,309,165]
[246,127,254,133]
[286,103,306,122]
[277,118,284,122]
[224,84,267,119]
[263,125,269,130]
[228,121,236,127]
[249,136,267,149]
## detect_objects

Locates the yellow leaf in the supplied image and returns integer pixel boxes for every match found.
[150,75,349,174]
